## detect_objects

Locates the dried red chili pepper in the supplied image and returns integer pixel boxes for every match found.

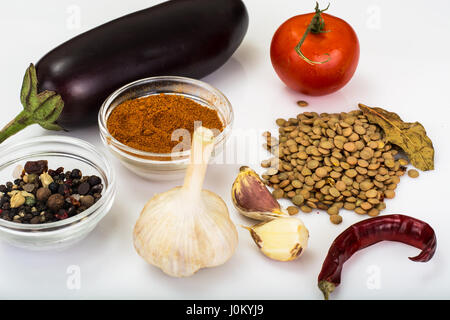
[318,214,437,300]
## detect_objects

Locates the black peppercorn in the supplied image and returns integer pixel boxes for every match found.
[78,182,90,195]
[70,169,82,179]
[48,182,59,194]
[88,175,102,186]
[90,184,103,194]
[67,206,76,216]
[58,184,70,196]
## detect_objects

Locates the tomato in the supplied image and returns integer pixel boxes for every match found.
[270,5,359,96]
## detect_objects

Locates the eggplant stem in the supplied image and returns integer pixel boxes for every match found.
[0,64,64,145]
[0,111,33,144]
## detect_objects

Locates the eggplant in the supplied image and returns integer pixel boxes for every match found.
[0,0,248,143]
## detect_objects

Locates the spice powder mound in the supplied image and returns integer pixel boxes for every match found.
[107,94,224,153]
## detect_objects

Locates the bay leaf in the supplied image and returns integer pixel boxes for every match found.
[359,103,434,171]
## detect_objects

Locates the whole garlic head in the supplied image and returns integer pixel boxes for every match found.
[134,187,238,277]
[133,127,238,277]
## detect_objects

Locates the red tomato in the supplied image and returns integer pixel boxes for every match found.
[270,9,360,96]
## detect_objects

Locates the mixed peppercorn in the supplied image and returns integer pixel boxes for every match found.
[0,160,103,224]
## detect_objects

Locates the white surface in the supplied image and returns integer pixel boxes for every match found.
[0,0,449,300]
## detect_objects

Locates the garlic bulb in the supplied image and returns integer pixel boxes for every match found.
[245,217,309,261]
[231,166,288,221]
[133,127,238,277]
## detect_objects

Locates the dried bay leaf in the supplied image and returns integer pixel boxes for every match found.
[359,103,434,171]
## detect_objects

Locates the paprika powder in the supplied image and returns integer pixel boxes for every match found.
[107,94,224,153]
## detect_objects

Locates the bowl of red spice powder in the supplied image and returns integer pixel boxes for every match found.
[98,76,233,180]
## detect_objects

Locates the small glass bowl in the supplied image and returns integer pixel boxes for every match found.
[98,76,234,181]
[0,136,116,251]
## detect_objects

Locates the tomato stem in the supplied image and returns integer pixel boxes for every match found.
[295,2,331,65]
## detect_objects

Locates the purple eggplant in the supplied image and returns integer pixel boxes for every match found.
[0,0,248,143]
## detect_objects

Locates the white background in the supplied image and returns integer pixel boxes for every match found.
[0,0,449,300]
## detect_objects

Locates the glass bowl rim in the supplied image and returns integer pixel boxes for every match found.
[98,75,234,162]
[0,135,116,233]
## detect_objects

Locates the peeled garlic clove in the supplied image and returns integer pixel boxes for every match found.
[231,166,288,221]
[245,217,309,262]
[133,127,238,277]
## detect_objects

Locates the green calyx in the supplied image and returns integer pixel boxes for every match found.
[295,2,332,65]
[318,280,335,300]
[0,63,65,144]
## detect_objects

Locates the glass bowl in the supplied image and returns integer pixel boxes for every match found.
[0,136,116,251]
[98,76,234,181]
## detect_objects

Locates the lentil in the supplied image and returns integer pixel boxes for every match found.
[261,109,418,224]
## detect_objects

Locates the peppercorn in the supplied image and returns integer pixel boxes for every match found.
[1,162,103,225]
[78,182,90,195]
[58,184,70,196]
[70,169,82,179]
[55,209,69,220]
[36,187,52,202]
[67,206,76,216]
[47,194,65,212]
[48,167,64,177]
[30,216,40,224]
[80,195,95,208]
[88,175,102,186]
[48,182,59,194]
[90,184,103,194]
[35,202,46,212]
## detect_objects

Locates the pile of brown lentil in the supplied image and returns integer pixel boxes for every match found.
[261,110,415,224]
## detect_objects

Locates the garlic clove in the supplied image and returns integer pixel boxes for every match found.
[231,166,288,221]
[244,217,309,262]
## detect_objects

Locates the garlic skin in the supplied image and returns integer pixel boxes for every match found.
[231,166,288,221]
[246,217,309,262]
[133,127,238,277]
